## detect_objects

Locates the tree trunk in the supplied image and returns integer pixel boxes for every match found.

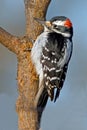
[0,0,51,130]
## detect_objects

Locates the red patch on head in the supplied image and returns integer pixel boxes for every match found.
[64,19,72,28]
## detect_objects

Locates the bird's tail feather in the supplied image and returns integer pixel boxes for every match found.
[34,85,48,110]
[37,88,48,109]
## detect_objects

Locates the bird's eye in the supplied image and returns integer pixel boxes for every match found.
[53,24,57,28]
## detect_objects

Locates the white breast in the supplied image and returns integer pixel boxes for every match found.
[31,32,48,75]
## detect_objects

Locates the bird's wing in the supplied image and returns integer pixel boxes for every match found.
[40,37,69,101]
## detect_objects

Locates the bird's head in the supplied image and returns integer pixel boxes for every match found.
[34,16,73,38]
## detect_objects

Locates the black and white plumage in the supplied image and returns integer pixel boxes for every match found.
[31,16,73,108]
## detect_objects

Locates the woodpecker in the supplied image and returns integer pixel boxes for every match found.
[31,16,73,108]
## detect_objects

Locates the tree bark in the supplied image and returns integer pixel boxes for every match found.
[0,0,51,130]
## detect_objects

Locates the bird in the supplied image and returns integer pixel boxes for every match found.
[31,16,73,108]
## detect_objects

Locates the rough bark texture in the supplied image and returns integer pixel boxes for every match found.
[0,0,51,130]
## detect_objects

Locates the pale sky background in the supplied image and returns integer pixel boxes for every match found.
[0,0,87,130]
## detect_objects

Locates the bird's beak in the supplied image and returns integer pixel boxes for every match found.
[34,17,45,25]
[34,17,52,28]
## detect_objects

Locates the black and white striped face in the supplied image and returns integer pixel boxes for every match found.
[34,16,73,38]
[50,16,73,38]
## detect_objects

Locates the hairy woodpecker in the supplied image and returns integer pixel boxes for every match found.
[31,16,73,108]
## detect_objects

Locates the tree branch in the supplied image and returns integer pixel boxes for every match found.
[0,27,20,54]
[16,0,51,130]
